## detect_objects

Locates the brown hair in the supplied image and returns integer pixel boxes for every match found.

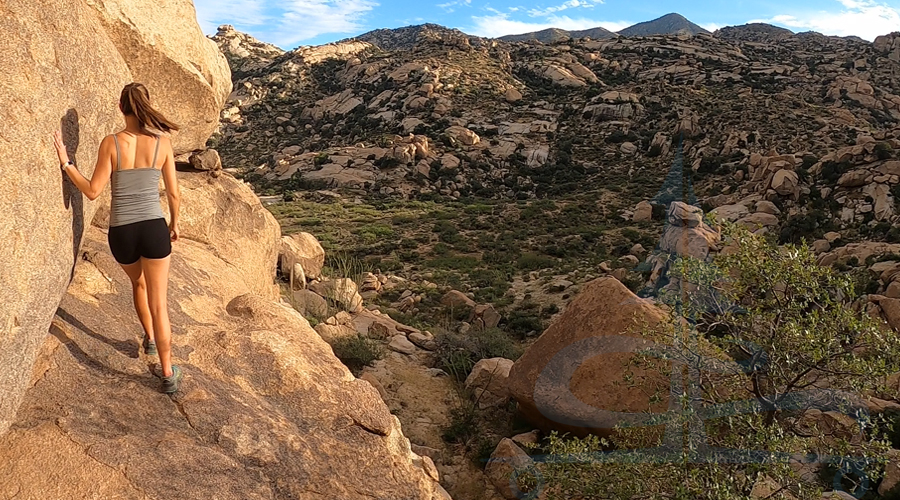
[119,83,180,133]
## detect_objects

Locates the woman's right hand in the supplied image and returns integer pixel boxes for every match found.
[169,223,179,242]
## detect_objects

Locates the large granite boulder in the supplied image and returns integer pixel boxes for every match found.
[0,173,447,499]
[87,0,232,154]
[0,0,230,437]
[506,277,672,437]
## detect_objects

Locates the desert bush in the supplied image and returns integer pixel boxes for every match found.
[433,328,524,382]
[330,334,385,375]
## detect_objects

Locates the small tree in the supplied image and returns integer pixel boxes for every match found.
[666,222,900,422]
[522,222,900,500]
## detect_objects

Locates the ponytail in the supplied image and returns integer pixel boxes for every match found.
[119,83,180,133]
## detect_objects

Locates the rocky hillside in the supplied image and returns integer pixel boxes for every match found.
[205,21,900,500]
[211,24,900,241]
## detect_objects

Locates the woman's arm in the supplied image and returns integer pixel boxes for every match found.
[159,136,181,241]
[54,131,113,201]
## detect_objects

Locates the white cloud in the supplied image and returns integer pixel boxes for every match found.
[528,0,604,17]
[193,0,378,48]
[751,0,900,41]
[700,22,722,32]
[468,13,629,38]
[437,0,472,13]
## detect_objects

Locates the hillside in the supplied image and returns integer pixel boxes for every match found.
[498,26,618,43]
[210,17,900,368]
[206,21,900,499]
[618,12,710,37]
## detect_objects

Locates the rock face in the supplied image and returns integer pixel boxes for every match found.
[507,277,672,437]
[0,173,446,500]
[0,0,231,437]
[87,0,232,154]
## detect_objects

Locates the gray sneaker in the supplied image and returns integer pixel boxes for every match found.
[142,335,157,356]
[161,365,183,394]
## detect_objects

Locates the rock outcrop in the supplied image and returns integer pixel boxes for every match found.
[0,172,447,499]
[87,0,232,154]
[0,0,231,437]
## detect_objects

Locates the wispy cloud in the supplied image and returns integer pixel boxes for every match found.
[751,0,900,41]
[700,22,722,32]
[528,0,604,17]
[468,12,629,38]
[193,0,378,48]
[437,0,472,13]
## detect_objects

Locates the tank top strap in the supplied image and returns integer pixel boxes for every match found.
[151,135,161,170]
[112,134,121,171]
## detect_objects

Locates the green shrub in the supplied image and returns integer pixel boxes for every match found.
[330,334,385,375]
[434,328,524,382]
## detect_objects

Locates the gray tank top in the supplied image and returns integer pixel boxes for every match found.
[108,134,166,228]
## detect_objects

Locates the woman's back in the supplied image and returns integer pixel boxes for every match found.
[109,132,166,228]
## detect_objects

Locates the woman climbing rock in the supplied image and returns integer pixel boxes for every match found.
[54,82,184,394]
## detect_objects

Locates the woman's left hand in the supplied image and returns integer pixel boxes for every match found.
[53,130,69,165]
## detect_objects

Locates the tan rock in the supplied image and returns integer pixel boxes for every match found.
[881,450,900,496]
[291,289,329,319]
[541,64,587,87]
[737,212,779,229]
[189,149,222,171]
[90,0,232,154]
[667,202,703,228]
[465,358,514,408]
[837,169,870,188]
[485,439,534,500]
[875,296,900,331]
[360,371,389,402]
[441,290,476,310]
[504,88,523,103]
[633,201,653,222]
[408,331,437,351]
[475,304,502,329]
[755,200,781,215]
[445,126,480,146]
[710,204,749,222]
[388,335,417,355]
[310,278,363,312]
[314,323,358,343]
[507,278,675,437]
[352,309,419,339]
[812,240,831,254]
[280,232,326,280]
[771,169,800,196]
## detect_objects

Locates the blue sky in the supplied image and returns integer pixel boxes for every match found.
[193,0,900,49]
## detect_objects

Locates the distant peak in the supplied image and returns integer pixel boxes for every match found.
[618,13,710,37]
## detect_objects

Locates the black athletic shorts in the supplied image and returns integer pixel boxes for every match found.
[107,218,172,265]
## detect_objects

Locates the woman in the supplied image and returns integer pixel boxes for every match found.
[54,83,183,394]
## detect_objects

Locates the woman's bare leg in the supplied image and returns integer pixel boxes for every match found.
[142,255,173,377]
[119,260,154,343]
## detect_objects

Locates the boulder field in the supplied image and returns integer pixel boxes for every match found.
[0,0,230,438]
